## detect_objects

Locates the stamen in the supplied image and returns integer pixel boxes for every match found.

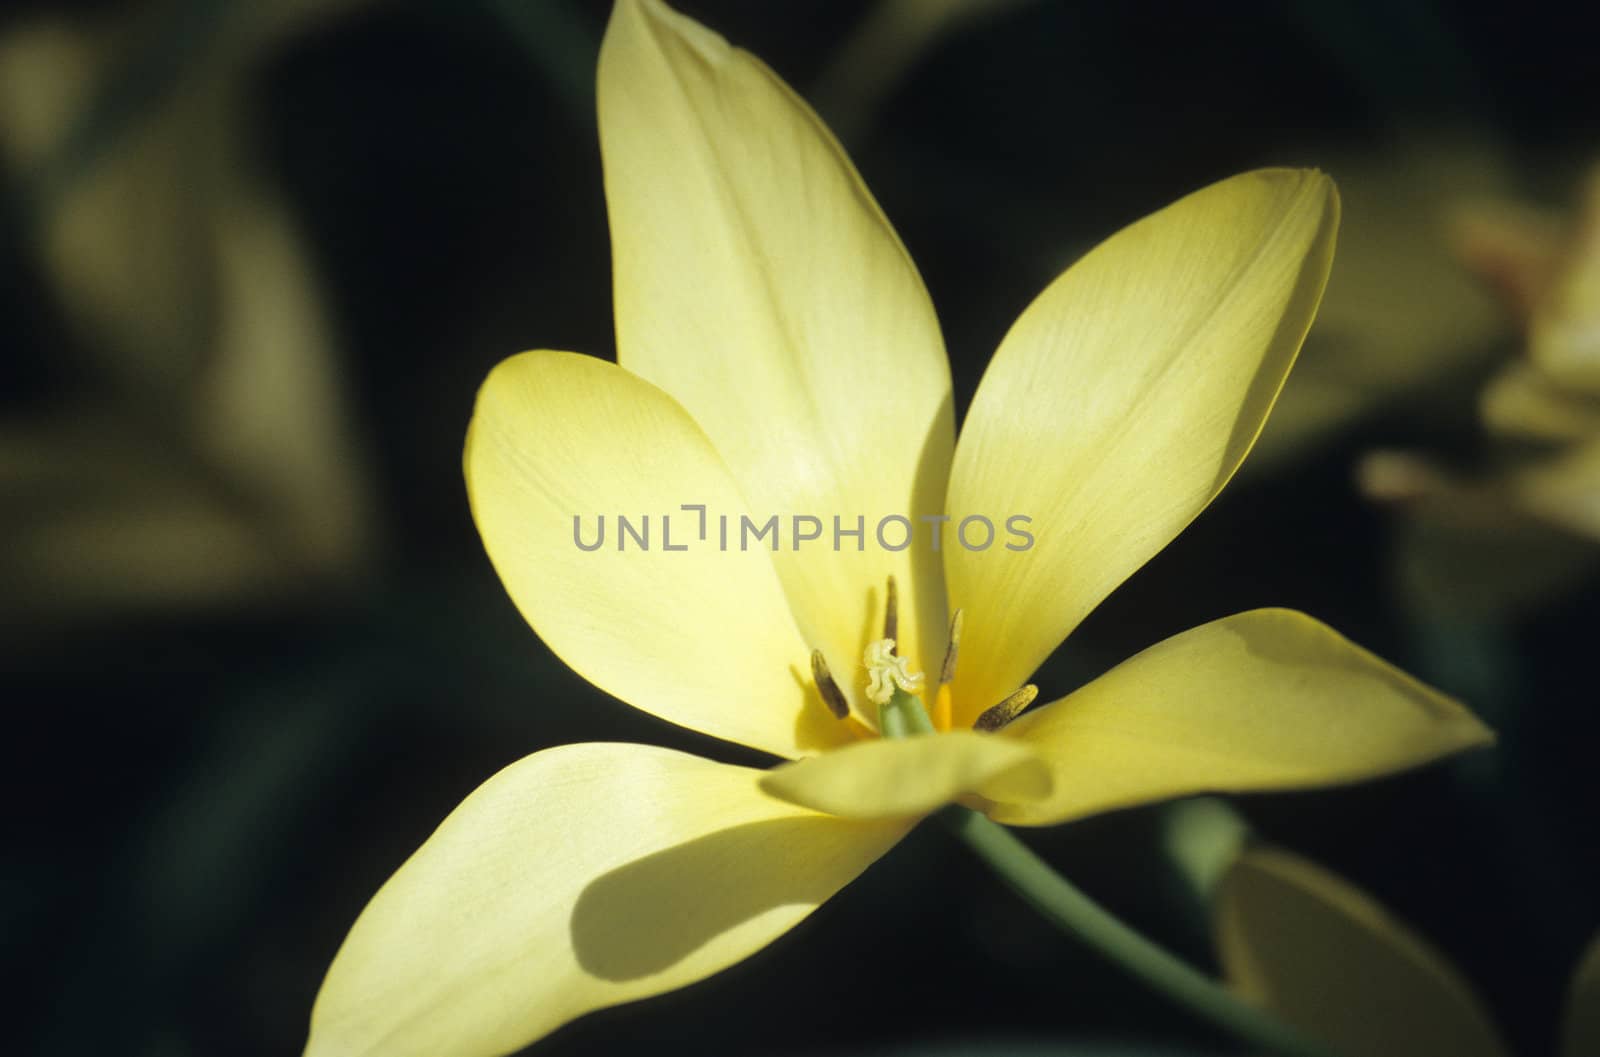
[939,608,964,685]
[973,684,1038,732]
[863,638,924,705]
[810,649,850,719]
[883,575,899,649]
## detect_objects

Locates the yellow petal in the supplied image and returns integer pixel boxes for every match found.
[598,0,954,714]
[1215,846,1510,1057]
[1564,932,1600,1057]
[943,170,1339,722]
[1481,361,1600,443]
[465,350,849,758]
[989,609,1492,826]
[305,743,906,1057]
[760,730,1051,819]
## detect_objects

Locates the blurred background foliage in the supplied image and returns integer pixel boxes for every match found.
[2,1,1597,1055]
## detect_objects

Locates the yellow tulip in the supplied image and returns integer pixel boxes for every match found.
[1475,168,1600,541]
[1215,845,1599,1057]
[305,3,1492,1055]
[1355,163,1600,619]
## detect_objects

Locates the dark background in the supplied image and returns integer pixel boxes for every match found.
[4,1,1599,1055]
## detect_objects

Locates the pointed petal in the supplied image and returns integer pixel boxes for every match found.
[599,0,955,714]
[989,609,1492,826]
[306,743,906,1057]
[466,350,850,758]
[760,730,1051,820]
[1563,933,1600,1057]
[1215,846,1511,1057]
[943,170,1339,721]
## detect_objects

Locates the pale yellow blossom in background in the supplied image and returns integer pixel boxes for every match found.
[1216,845,1598,1057]
[0,0,376,631]
[1360,162,1600,618]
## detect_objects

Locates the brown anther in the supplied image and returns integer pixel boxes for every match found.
[810,649,850,719]
[939,608,964,685]
[973,684,1038,732]
[883,575,899,650]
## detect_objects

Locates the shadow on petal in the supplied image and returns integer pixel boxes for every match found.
[907,389,956,673]
[1232,610,1473,728]
[1214,182,1344,493]
[570,815,901,981]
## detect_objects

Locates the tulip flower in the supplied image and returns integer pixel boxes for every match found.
[305,4,1491,1055]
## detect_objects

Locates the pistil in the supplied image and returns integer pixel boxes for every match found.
[864,638,924,704]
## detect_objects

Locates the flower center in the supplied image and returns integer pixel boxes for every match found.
[808,575,1041,734]
[863,638,924,704]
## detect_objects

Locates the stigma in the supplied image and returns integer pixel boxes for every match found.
[864,638,924,704]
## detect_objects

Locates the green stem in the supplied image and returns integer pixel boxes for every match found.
[877,689,1337,1057]
[940,805,1340,1057]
